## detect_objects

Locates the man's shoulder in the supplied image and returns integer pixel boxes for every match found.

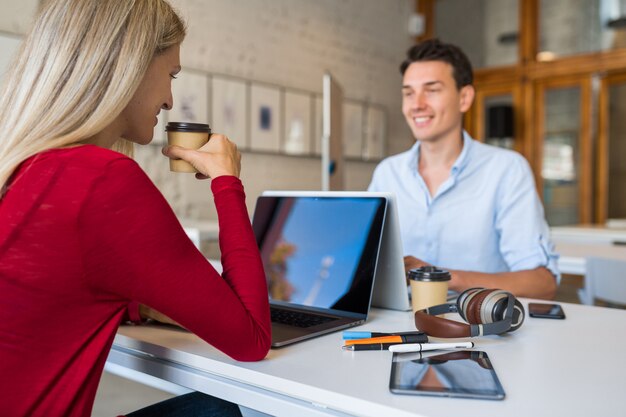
[368,145,416,191]
[471,139,519,158]
[375,145,415,170]
[465,141,535,191]
[470,140,528,168]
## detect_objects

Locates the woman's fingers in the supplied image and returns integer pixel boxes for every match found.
[162,134,241,178]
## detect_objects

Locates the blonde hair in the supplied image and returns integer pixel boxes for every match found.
[0,0,186,195]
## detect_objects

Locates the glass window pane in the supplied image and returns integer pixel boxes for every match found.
[484,94,514,149]
[434,0,519,69]
[542,87,581,226]
[608,81,626,220]
[539,0,626,60]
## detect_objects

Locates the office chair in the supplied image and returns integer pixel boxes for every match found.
[578,257,626,308]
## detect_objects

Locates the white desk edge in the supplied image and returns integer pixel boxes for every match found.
[106,302,626,417]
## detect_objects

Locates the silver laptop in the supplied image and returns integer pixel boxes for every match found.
[252,193,388,347]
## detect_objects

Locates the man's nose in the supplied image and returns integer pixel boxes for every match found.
[414,91,427,109]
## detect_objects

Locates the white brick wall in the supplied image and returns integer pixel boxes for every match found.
[156,0,415,219]
[0,0,37,33]
[0,0,416,220]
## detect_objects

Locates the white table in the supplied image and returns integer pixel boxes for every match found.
[551,225,626,275]
[106,302,626,417]
[551,225,626,245]
[555,241,626,275]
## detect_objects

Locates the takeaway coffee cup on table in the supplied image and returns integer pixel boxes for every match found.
[408,266,451,312]
[165,122,211,173]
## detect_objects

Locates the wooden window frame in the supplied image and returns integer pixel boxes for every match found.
[596,72,626,223]
[418,0,626,224]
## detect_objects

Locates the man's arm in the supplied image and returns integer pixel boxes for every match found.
[404,256,557,300]
[450,267,556,300]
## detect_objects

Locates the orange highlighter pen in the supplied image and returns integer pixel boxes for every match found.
[344,333,428,346]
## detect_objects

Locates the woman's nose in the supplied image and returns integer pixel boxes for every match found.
[162,92,173,110]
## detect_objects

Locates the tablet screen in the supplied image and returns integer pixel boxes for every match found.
[389,350,505,400]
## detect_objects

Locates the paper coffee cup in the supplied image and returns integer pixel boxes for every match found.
[165,122,211,173]
[408,266,451,312]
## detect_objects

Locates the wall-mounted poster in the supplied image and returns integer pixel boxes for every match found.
[169,70,209,124]
[250,84,281,152]
[211,76,248,149]
[313,95,323,156]
[342,101,364,159]
[283,90,312,155]
[363,106,386,160]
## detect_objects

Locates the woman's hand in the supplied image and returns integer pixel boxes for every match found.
[162,133,241,179]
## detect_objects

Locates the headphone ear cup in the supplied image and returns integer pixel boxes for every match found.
[485,291,525,332]
[508,299,525,332]
[481,289,511,323]
[456,287,484,322]
[481,290,525,333]
[465,289,496,324]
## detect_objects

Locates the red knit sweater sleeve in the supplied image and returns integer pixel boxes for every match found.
[77,159,271,361]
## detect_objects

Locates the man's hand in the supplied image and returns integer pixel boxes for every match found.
[403,256,432,284]
[404,255,432,274]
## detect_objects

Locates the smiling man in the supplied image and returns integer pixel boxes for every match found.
[368,39,559,300]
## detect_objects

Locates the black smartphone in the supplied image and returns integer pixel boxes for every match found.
[528,302,565,319]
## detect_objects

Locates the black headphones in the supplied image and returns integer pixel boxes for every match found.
[414,288,525,338]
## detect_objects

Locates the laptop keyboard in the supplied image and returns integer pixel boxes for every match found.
[271,307,338,328]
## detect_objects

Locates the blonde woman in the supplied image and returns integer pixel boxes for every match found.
[0,1,270,416]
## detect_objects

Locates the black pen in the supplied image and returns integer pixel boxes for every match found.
[342,343,395,351]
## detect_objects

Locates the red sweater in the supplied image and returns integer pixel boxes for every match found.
[0,145,271,417]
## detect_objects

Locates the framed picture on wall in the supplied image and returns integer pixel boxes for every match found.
[211,76,248,149]
[250,83,281,153]
[342,101,364,159]
[283,90,312,155]
[169,69,209,125]
[363,106,386,160]
[313,95,323,156]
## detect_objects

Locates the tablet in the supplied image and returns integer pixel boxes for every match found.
[389,350,505,400]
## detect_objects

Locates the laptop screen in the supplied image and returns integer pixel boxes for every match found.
[252,196,387,316]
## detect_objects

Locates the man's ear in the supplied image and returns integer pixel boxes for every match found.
[459,85,475,113]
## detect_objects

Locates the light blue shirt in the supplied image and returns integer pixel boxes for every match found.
[368,132,559,279]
